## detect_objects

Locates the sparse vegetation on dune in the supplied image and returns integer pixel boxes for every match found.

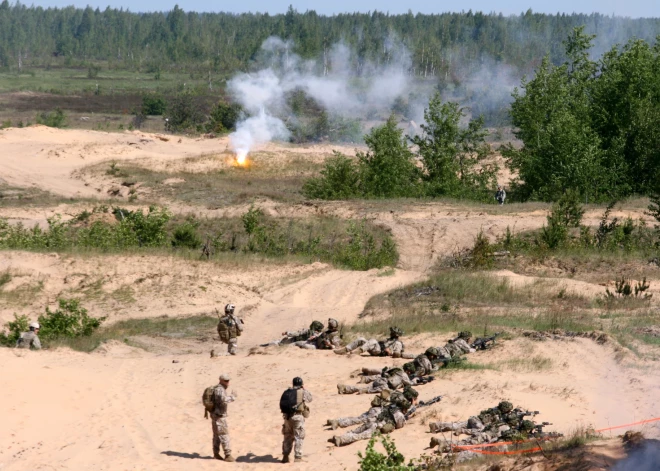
[0,205,398,271]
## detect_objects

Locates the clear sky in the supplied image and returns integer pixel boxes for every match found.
[23,0,660,18]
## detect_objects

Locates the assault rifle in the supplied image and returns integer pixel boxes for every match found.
[531,422,552,433]
[471,332,501,350]
[414,376,435,385]
[405,395,443,420]
[512,408,539,420]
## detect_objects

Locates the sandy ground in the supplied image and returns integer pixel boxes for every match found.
[1,127,660,470]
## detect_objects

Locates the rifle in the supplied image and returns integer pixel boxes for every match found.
[512,408,539,419]
[531,422,552,433]
[471,332,501,350]
[414,376,435,385]
[405,395,443,420]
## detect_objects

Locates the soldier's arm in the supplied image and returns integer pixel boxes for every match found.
[303,390,313,403]
[32,336,42,350]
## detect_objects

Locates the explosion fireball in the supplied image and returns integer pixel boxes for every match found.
[235,149,248,166]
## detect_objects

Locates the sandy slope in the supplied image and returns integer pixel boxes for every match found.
[2,127,660,471]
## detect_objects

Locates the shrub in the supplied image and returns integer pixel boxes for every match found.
[141,95,167,116]
[206,101,241,133]
[171,221,202,249]
[164,91,206,133]
[469,230,494,268]
[303,152,360,199]
[38,299,105,341]
[36,108,67,128]
[333,220,398,270]
[358,435,413,471]
[0,314,30,346]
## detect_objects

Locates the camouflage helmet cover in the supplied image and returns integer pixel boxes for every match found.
[458,331,472,340]
[327,318,339,329]
[402,385,419,401]
[402,362,416,374]
[520,420,535,432]
[425,347,440,358]
[498,401,514,413]
[390,326,404,337]
[224,303,235,314]
[310,320,324,332]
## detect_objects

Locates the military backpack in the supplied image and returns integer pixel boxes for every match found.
[202,386,216,418]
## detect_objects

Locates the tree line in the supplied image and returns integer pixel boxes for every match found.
[1,1,659,82]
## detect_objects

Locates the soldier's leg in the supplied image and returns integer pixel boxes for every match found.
[337,384,369,394]
[228,337,238,355]
[217,417,232,458]
[292,415,306,459]
[293,341,317,349]
[333,422,378,446]
[429,421,468,433]
[361,339,381,355]
[282,419,294,457]
[344,337,367,352]
[358,374,381,384]
[401,352,415,359]
[366,378,388,394]
[212,417,221,457]
[361,367,382,376]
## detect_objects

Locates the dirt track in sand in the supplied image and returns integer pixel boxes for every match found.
[1,127,660,471]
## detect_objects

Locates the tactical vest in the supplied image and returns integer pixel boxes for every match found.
[217,315,241,342]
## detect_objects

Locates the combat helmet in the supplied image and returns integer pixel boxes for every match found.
[520,420,535,433]
[327,318,339,330]
[425,347,440,359]
[402,385,419,402]
[224,303,235,314]
[310,320,324,332]
[498,401,514,413]
[402,362,416,375]
[457,331,472,340]
[390,326,404,338]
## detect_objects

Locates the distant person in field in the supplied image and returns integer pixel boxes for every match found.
[495,186,506,205]
[16,322,41,350]
[217,303,243,355]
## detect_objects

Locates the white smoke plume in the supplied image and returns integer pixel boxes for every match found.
[227,35,415,156]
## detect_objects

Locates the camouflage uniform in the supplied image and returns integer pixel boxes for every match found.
[338,337,405,357]
[262,327,321,348]
[16,331,41,350]
[413,354,434,376]
[331,406,406,447]
[282,388,313,460]
[210,384,235,458]
[217,313,242,355]
[338,368,412,395]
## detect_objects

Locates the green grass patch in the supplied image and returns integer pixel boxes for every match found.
[48,314,218,352]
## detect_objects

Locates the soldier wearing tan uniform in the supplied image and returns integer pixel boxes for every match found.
[281,377,313,463]
[334,327,411,358]
[210,374,236,461]
[217,304,243,355]
[16,322,42,350]
[337,366,412,395]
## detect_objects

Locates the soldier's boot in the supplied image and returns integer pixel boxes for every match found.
[327,436,337,446]
[224,455,235,462]
[281,454,290,463]
[401,352,415,359]
[213,452,223,460]
[328,419,339,430]
[429,422,442,433]
[337,384,347,394]
[334,347,349,355]
[429,437,441,448]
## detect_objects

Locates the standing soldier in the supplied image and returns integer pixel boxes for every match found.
[279,377,313,463]
[217,304,243,355]
[16,322,42,350]
[496,186,506,205]
[208,374,236,461]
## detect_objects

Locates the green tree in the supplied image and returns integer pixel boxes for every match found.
[358,115,419,198]
[410,94,495,199]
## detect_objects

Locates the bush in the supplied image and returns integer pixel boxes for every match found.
[358,435,413,471]
[141,95,167,116]
[171,221,202,249]
[164,91,206,133]
[206,101,241,133]
[0,314,30,346]
[303,152,360,199]
[38,299,106,341]
[333,220,398,270]
[36,108,67,128]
